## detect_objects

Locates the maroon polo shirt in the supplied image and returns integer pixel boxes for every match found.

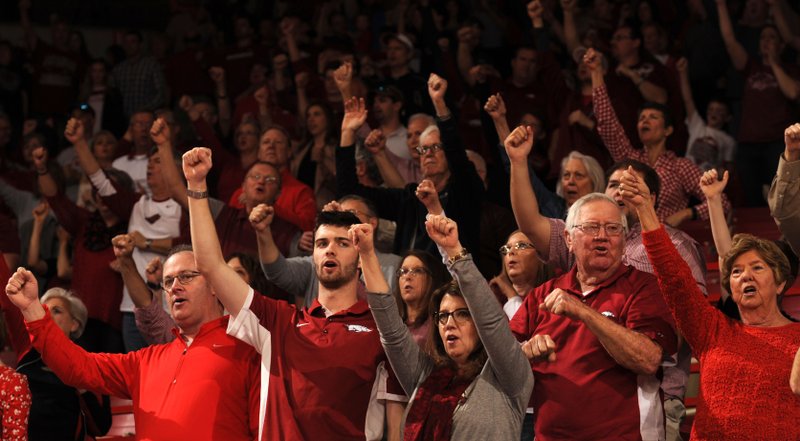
[215,204,297,258]
[509,264,676,441]
[229,290,403,440]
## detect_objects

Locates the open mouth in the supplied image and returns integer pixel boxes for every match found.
[322,260,338,271]
[743,286,757,295]
[446,334,459,343]
[593,245,609,254]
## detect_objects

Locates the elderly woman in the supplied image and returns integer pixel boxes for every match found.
[485,93,605,219]
[620,168,800,440]
[356,215,533,440]
[0,287,111,440]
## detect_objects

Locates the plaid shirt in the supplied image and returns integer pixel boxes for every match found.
[594,84,730,221]
[111,55,167,117]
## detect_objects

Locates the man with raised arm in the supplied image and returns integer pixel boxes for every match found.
[4,252,260,440]
[336,74,484,258]
[258,194,401,307]
[586,48,728,227]
[507,121,704,440]
[506,125,676,441]
[183,147,403,440]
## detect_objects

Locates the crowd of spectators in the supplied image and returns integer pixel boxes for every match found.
[2,0,800,439]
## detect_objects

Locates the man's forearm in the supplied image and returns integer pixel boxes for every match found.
[119,259,153,308]
[579,308,663,375]
[256,228,280,264]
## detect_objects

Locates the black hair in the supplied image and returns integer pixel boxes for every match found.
[313,210,361,236]
[606,159,661,208]
[226,252,272,294]
[638,102,673,129]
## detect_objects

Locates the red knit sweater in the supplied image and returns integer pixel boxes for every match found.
[643,227,800,440]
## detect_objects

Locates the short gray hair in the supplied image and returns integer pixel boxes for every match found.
[419,124,440,144]
[408,113,435,127]
[556,151,606,199]
[565,192,628,237]
[41,288,88,339]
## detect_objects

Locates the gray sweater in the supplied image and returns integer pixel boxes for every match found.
[368,256,534,440]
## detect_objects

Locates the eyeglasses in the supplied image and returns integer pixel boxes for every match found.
[499,242,535,255]
[396,267,430,278]
[415,143,443,156]
[434,308,472,326]
[572,222,625,237]
[247,173,279,184]
[163,271,202,291]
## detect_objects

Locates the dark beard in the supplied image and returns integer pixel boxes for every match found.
[316,260,359,290]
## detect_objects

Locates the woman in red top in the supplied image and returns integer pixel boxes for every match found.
[620,167,800,440]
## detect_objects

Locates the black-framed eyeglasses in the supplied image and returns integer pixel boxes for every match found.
[499,242,535,255]
[396,267,430,278]
[247,173,279,184]
[415,143,443,156]
[434,308,472,326]
[163,271,202,291]
[572,222,625,237]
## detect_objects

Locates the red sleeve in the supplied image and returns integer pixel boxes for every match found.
[46,192,88,237]
[593,84,640,162]
[0,256,30,361]
[622,271,678,356]
[274,180,317,232]
[248,288,297,331]
[26,309,137,398]
[98,175,139,221]
[642,226,727,353]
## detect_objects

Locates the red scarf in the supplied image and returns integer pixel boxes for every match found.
[404,366,474,441]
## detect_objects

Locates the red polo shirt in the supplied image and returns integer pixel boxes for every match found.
[228,288,403,441]
[228,169,317,232]
[26,312,260,441]
[509,264,676,441]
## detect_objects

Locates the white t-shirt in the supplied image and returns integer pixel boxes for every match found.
[112,154,150,196]
[120,195,183,312]
[685,112,736,171]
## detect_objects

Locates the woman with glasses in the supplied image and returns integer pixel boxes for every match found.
[359,214,533,440]
[492,230,554,320]
[393,250,451,348]
[620,168,800,439]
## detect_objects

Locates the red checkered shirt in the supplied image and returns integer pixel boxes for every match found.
[594,84,730,221]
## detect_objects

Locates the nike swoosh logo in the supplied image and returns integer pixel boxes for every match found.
[296,323,310,327]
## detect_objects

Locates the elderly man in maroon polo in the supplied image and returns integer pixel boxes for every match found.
[506,125,676,441]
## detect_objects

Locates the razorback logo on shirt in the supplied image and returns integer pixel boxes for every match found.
[346,324,373,333]
[601,311,616,319]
